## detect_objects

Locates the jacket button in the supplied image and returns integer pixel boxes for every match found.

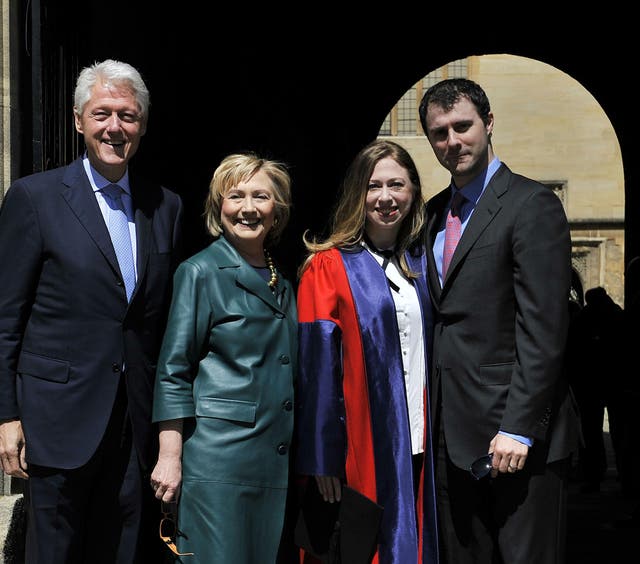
[116,280,124,287]
[279,355,290,364]
[275,312,284,319]
[283,400,293,411]
[112,363,121,373]
[277,443,288,455]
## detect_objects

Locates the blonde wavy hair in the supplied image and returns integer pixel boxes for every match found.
[204,153,292,245]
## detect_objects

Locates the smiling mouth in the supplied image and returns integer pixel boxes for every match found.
[237,218,261,227]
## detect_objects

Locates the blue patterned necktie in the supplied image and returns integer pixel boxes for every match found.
[102,184,136,302]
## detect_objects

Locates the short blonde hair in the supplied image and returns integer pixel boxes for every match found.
[204,153,292,245]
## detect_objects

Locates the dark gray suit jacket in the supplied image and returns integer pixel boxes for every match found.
[425,162,580,471]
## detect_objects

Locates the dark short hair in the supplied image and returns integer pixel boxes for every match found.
[418,78,491,136]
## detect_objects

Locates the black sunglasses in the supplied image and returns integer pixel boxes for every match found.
[469,453,493,480]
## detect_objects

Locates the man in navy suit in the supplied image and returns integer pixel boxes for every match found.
[418,78,580,563]
[0,59,183,563]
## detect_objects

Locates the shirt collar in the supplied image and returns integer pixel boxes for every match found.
[82,153,132,197]
[451,156,501,205]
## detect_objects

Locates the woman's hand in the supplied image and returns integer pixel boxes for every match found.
[315,475,342,503]
[150,419,184,502]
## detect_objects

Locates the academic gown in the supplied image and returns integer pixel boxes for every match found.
[295,246,439,564]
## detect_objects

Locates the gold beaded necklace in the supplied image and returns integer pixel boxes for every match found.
[264,250,278,290]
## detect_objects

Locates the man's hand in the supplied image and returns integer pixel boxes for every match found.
[489,433,529,478]
[0,419,28,479]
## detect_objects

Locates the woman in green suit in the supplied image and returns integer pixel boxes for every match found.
[150,153,297,562]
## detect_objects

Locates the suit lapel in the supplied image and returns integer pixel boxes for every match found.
[130,176,154,302]
[445,166,507,280]
[443,187,500,283]
[61,159,121,276]
[425,190,448,302]
[437,165,509,288]
[217,237,287,313]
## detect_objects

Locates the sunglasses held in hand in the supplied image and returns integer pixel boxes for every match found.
[469,453,493,480]
[160,501,194,556]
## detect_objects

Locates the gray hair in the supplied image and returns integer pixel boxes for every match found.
[73,59,150,118]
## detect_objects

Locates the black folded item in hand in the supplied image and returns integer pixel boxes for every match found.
[294,481,383,564]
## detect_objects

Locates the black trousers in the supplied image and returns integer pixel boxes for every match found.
[435,424,570,564]
[24,379,160,564]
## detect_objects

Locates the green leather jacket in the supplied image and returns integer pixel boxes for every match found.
[152,235,297,561]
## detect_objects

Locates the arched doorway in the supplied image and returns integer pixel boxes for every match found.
[378,55,625,305]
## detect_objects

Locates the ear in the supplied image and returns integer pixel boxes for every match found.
[485,111,494,136]
[139,117,148,137]
[73,108,83,134]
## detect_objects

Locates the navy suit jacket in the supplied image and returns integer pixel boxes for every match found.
[425,162,580,471]
[0,157,183,471]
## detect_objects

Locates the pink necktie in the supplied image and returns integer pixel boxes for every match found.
[442,191,465,278]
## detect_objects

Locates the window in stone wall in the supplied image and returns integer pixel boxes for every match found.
[379,59,468,136]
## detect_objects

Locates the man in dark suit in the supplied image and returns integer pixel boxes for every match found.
[0,59,183,563]
[418,78,580,563]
